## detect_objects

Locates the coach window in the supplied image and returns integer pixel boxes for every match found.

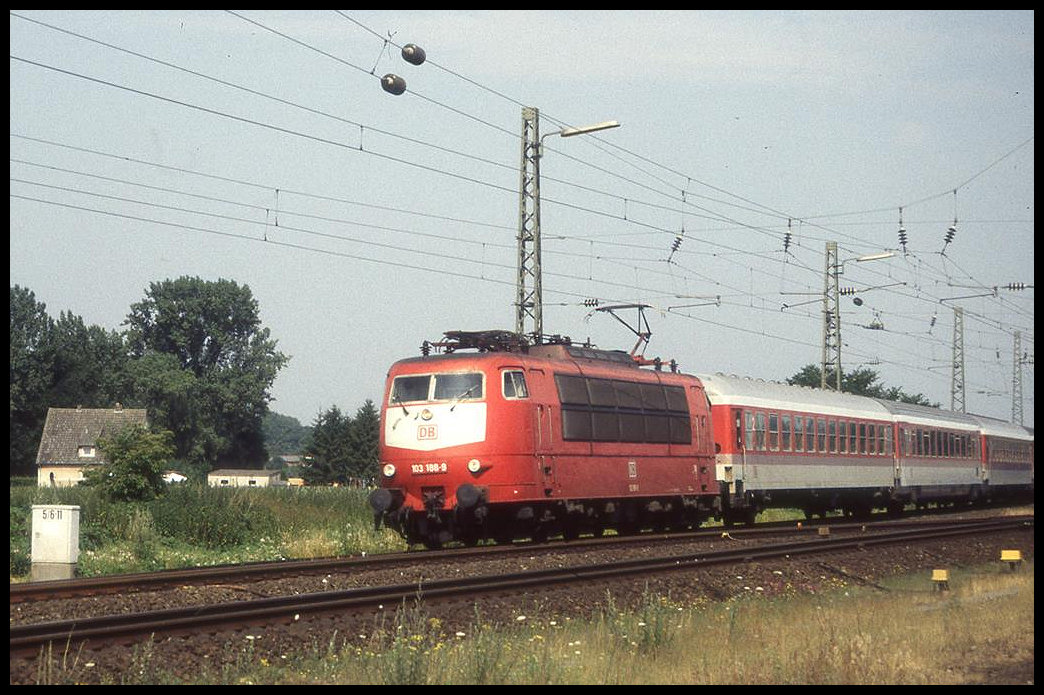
[816,418,826,452]
[781,415,792,451]
[768,413,779,451]
[754,412,766,450]
[868,424,877,455]
[828,420,837,453]
[502,371,529,399]
[745,412,755,450]
[806,417,816,452]
[884,426,893,456]
[856,423,865,454]
[793,415,803,452]
[837,420,847,454]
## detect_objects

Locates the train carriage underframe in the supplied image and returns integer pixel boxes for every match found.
[720,480,1033,526]
[373,485,721,549]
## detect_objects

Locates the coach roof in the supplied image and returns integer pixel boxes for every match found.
[695,372,891,420]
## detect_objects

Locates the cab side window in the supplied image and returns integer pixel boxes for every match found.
[503,370,529,399]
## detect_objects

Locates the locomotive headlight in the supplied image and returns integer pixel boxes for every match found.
[466,458,482,474]
[381,463,396,478]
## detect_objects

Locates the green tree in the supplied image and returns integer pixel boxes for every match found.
[263,411,312,459]
[787,364,939,406]
[49,311,127,409]
[84,424,176,502]
[302,400,380,485]
[10,287,129,476]
[10,286,54,475]
[346,399,380,481]
[303,405,352,485]
[123,277,289,469]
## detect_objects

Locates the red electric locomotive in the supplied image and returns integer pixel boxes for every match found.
[369,331,719,548]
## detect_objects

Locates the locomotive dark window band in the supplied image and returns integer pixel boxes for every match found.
[554,374,691,444]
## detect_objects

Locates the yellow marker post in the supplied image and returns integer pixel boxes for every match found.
[931,569,950,592]
[1000,549,1023,571]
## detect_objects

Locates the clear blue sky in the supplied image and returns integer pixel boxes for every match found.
[10,10,1034,428]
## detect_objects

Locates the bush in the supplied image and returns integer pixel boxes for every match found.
[149,484,278,549]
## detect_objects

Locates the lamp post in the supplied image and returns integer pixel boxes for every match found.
[516,107,619,344]
[821,242,895,390]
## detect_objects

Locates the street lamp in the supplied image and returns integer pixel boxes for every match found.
[516,107,620,344]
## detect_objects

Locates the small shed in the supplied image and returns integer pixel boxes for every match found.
[207,468,283,488]
[35,404,148,487]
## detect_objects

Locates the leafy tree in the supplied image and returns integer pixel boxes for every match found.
[123,277,289,469]
[10,287,128,476]
[263,411,312,459]
[49,311,127,409]
[787,364,939,407]
[10,286,54,475]
[84,424,175,502]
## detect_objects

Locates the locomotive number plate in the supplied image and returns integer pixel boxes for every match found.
[411,462,448,475]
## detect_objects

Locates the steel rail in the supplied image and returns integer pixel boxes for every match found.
[11,517,1031,659]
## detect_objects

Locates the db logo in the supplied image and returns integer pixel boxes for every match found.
[417,425,438,440]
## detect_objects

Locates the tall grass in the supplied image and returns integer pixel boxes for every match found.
[9,484,406,579]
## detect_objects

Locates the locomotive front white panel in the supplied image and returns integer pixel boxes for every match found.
[385,402,487,452]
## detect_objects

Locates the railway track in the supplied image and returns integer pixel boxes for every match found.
[10,512,1021,605]
[10,515,1032,663]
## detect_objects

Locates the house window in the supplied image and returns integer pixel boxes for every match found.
[77,445,96,458]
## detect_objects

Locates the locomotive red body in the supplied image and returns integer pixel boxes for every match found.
[371,332,1033,547]
[369,332,719,547]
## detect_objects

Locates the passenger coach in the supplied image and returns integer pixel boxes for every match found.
[700,372,1033,522]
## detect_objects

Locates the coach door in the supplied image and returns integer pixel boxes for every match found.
[728,407,746,494]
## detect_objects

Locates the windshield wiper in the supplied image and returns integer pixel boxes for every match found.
[449,384,479,411]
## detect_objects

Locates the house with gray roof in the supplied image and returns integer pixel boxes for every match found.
[35,404,148,487]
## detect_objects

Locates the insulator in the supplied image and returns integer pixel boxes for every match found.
[671,236,683,252]
[401,43,426,65]
[583,298,600,307]
[783,231,792,253]
[420,340,431,356]
[898,228,907,248]
[839,287,857,296]
[381,74,406,95]
[1006,282,1026,291]
[944,226,956,244]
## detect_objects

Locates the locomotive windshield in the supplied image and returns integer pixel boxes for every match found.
[390,372,484,405]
